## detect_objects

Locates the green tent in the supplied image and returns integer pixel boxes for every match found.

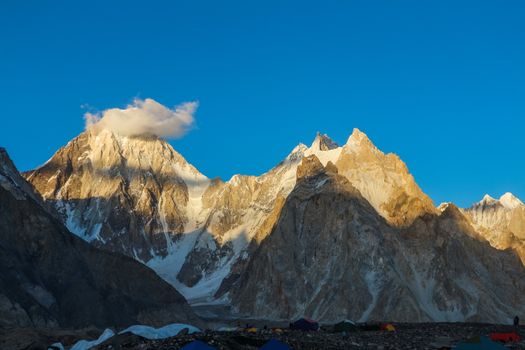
[333,320,358,333]
[454,336,507,350]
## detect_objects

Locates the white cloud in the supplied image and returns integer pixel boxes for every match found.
[85,98,197,139]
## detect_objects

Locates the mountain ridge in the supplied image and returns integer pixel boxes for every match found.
[0,147,201,329]
[22,127,525,322]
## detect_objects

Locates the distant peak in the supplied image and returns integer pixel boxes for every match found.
[438,202,451,212]
[296,155,325,180]
[481,194,497,204]
[292,143,308,153]
[477,193,523,210]
[499,192,523,210]
[345,128,379,152]
[351,128,367,138]
[310,132,339,151]
[348,128,370,142]
[284,143,308,163]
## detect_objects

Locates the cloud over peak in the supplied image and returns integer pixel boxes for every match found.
[85,98,197,139]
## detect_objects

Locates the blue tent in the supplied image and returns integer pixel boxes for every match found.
[454,336,507,350]
[259,339,292,350]
[180,340,217,350]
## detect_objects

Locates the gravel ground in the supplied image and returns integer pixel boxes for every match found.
[2,323,523,349]
[90,323,525,350]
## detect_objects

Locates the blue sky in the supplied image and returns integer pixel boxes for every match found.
[1,0,524,207]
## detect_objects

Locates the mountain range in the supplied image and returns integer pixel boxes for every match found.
[2,127,524,325]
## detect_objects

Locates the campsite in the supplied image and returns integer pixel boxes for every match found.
[90,322,525,349]
[19,321,524,350]
[2,3,525,350]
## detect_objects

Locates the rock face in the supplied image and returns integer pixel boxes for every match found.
[228,162,525,322]
[465,193,525,264]
[24,127,525,323]
[24,129,208,262]
[334,129,437,226]
[0,148,200,329]
[24,128,309,302]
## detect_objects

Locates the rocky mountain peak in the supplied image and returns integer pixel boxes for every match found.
[345,128,379,152]
[286,143,308,162]
[0,147,21,177]
[0,147,10,164]
[437,202,452,212]
[336,129,436,226]
[310,132,339,151]
[0,148,18,180]
[480,194,497,206]
[296,155,325,180]
[439,201,465,219]
[24,128,211,262]
[0,147,42,203]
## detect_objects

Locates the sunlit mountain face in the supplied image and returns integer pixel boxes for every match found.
[23,127,525,323]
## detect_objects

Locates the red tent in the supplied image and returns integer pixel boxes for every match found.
[489,332,521,343]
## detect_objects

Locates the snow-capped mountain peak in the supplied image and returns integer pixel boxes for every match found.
[499,192,523,210]
[465,192,525,264]
[474,193,523,210]
[24,128,211,258]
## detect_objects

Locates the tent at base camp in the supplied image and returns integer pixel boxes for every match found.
[259,339,292,350]
[290,318,319,331]
[180,340,217,350]
[454,336,508,350]
[333,320,358,333]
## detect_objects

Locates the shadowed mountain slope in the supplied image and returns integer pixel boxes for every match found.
[227,156,525,322]
[0,148,200,329]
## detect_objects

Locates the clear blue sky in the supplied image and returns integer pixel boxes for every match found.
[1,0,524,207]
